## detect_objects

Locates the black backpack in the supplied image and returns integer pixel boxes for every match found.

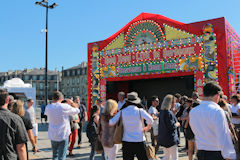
[86,116,98,143]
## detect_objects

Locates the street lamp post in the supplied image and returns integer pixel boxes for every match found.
[35,0,58,106]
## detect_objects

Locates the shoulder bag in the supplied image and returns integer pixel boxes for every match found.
[139,110,156,159]
[113,111,123,144]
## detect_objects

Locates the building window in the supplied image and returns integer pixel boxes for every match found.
[53,75,57,80]
[72,88,75,93]
[39,83,44,90]
[77,69,80,75]
[78,88,80,93]
[77,78,80,84]
[67,79,70,85]
[32,75,37,80]
[32,82,36,88]
[39,75,44,80]
[72,79,75,85]
[54,83,57,90]
[67,71,70,76]
[72,70,75,76]
[25,75,29,80]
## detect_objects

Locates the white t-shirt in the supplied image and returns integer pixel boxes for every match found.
[148,106,158,117]
[118,100,126,110]
[230,103,240,124]
[26,106,36,125]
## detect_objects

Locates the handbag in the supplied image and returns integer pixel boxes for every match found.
[113,111,123,144]
[139,110,156,159]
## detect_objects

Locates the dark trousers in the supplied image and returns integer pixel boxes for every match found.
[78,122,83,145]
[197,150,224,160]
[122,141,148,160]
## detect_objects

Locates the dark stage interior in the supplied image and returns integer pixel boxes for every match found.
[106,75,194,107]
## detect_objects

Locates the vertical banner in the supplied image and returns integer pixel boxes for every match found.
[100,78,106,102]
[195,71,204,98]
[91,45,100,106]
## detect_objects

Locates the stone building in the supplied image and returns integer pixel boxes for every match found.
[0,68,60,105]
[61,62,87,105]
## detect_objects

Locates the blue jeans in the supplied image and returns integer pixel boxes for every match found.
[90,142,107,160]
[197,150,224,160]
[51,138,69,160]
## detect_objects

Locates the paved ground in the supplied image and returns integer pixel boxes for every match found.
[28,108,189,160]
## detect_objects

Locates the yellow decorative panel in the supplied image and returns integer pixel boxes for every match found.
[164,24,194,40]
[105,33,124,50]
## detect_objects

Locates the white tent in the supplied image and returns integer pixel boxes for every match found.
[0,78,36,107]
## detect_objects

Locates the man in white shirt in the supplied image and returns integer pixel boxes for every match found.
[45,91,80,160]
[26,98,39,150]
[189,82,236,160]
[117,91,126,111]
[148,96,159,147]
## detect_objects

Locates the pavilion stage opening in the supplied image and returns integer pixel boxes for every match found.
[106,75,194,106]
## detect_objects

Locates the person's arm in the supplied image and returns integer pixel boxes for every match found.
[140,109,153,132]
[109,111,121,126]
[27,129,37,153]
[84,111,87,122]
[214,110,236,159]
[180,113,189,121]
[184,117,189,128]
[93,115,100,125]
[63,103,80,115]
[34,116,37,124]
[143,124,151,132]
[83,105,88,122]
[16,143,27,160]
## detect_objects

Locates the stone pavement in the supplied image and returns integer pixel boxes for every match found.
[29,109,189,160]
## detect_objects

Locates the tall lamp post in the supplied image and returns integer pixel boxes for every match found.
[35,0,58,106]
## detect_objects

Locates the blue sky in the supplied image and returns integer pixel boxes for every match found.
[0,0,239,72]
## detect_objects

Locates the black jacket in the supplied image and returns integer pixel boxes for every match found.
[158,110,179,148]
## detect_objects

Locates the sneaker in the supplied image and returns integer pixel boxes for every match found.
[68,153,74,157]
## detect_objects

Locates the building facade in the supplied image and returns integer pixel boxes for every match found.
[0,68,60,105]
[61,62,87,105]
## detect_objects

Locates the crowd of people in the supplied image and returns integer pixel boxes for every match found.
[1,81,240,160]
[85,81,238,160]
[0,90,87,160]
